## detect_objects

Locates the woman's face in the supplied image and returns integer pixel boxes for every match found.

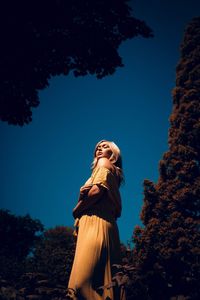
[95,142,113,159]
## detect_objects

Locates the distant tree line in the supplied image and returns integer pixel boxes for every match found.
[0,209,76,299]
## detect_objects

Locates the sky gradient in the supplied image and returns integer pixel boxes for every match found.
[1,0,200,244]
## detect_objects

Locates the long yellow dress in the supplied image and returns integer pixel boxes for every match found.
[68,166,125,300]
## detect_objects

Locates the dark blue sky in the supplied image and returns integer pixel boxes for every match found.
[1,0,200,244]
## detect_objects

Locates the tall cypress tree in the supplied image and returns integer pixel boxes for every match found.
[133,17,200,300]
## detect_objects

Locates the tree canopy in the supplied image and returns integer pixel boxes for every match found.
[0,210,76,298]
[0,209,43,282]
[31,225,75,285]
[132,17,200,300]
[0,0,152,126]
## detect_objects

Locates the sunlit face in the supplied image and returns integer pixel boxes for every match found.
[95,142,113,159]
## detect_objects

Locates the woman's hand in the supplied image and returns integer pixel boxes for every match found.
[79,185,92,201]
[80,185,92,193]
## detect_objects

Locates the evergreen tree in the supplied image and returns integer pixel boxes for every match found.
[133,17,200,300]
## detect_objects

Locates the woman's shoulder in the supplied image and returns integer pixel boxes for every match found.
[96,157,115,172]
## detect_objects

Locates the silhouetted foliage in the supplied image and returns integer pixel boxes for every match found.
[0,0,152,126]
[132,17,200,300]
[0,272,71,300]
[101,241,149,300]
[29,226,75,286]
[0,209,43,283]
[0,210,76,299]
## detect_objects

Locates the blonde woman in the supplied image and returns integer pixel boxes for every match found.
[67,140,125,300]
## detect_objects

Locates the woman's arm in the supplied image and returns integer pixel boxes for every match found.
[78,184,93,201]
[73,157,113,218]
[73,184,105,218]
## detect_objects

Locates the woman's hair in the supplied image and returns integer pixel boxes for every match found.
[91,140,124,186]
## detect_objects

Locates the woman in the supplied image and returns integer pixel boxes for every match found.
[67,140,125,300]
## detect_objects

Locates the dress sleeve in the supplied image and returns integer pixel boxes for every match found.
[91,166,113,189]
[91,166,122,218]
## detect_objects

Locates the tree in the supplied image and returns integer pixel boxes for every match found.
[132,17,200,300]
[0,209,43,282]
[0,0,152,126]
[0,212,75,298]
[30,226,75,286]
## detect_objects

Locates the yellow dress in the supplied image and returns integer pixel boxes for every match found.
[68,166,125,300]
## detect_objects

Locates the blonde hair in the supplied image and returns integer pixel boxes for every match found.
[91,140,124,186]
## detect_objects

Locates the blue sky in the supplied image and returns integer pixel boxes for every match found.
[1,0,200,244]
